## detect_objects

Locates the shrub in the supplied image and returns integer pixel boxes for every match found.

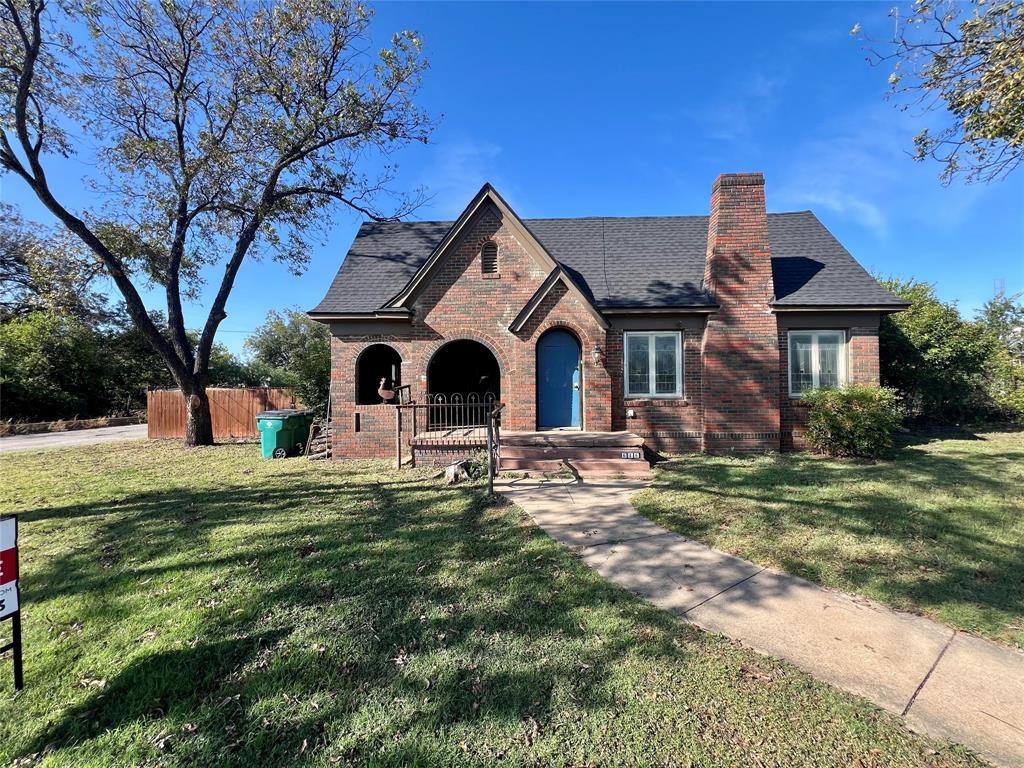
[802,385,901,458]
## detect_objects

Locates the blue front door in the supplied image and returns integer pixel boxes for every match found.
[537,330,582,428]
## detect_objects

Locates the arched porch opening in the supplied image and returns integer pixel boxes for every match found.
[426,339,501,404]
[356,344,402,404]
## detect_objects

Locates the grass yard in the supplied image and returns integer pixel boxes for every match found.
[634,429,1024,650]
[0,442,993,767]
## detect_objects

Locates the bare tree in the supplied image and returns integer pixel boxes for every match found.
[1,0,432,444]
[856,0,1024,184]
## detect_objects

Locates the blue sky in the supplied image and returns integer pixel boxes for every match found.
[3,1,1022,355]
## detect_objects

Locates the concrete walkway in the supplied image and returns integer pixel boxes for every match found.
[0,424,148,453]
[496,477,1024,768]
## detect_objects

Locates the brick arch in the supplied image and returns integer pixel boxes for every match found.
[354,340,406,364]
[422,331,511,379]
[424,335,506,407]
[354,342,404,404]
[535,318,598,351]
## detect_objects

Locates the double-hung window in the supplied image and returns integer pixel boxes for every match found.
[624,332,683,398]
[788,330,846,396]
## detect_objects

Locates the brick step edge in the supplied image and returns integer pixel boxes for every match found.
[499,458,652,476]
[500,432,644,449]
[500,446,647,461]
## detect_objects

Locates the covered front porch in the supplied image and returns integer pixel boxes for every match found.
[397,399,648,478]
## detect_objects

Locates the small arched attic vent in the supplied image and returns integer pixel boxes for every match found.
[480,240,499,276]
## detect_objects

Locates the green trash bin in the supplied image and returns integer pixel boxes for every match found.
[256,409,315,459]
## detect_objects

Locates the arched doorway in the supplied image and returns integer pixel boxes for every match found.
[426,339,500,403]
[537,329,581,429]
[356,344,402,404]
[426,340,501,429]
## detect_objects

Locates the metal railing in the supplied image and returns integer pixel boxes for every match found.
[392,398,503,479]
[423,392,498,429]
[486,403,505,493]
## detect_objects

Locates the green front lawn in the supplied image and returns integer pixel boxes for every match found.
[634,429,1024,650]
[0,442,990,767]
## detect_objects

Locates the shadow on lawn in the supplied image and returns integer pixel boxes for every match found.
[641,431,1024,641]
[17,471,696,766]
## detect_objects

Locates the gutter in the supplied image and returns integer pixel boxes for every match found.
[601,305,719,315]
[770,303,910,313]
[307,309,413,322]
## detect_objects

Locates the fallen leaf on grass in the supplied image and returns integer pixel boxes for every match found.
[740,665,773,683]
[524,715,540,746]
[151,731,173,751]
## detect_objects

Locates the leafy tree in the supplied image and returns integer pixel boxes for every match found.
[0,303,273,422]
[976,289,1024,420]
[1,0,431,445]
[977,289,1024,355]
[0,311,106,420]
[878,277,996,421]
[982,344,1024,420]
[205,343,266,388]
[99,309,177,413]
[246,309,331,414]
[0,204,106,321]
[856,0,1024,184]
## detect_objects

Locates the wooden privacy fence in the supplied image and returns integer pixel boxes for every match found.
[147,387,296,439]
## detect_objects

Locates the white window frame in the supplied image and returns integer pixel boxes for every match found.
[787,330,848,397]
[624,331,683,399]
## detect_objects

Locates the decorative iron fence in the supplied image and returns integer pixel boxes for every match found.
[424,392,498,430]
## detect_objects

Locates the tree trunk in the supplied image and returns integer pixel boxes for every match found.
[184,384,215,447]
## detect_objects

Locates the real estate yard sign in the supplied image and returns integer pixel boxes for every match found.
[0,515,23,690]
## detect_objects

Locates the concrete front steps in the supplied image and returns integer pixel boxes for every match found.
[499,431,650,478]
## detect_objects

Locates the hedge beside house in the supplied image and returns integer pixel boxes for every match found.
[802,385,901,458]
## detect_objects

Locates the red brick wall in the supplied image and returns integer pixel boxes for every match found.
[328,201,611,459]
[608,326,704,453]
[700,173,781,453]
[778,314,882,450]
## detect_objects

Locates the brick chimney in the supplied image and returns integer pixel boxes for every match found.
[700,173,780,452]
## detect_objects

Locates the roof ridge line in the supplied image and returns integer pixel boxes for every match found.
[360,211,816,227]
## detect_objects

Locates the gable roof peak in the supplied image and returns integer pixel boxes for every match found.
[381,182,601,320]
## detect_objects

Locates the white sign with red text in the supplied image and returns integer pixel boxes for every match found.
[0,517,18,619]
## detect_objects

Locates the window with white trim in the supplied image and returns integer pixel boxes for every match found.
[788,330,847,396]
[624,332,683,398]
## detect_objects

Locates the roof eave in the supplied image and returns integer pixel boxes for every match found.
[601,305,719,315]
[307,308,413,323]
[384,183,505,309]
[384,182,608,329]
[510,267,609,333]
[770,303,910,313]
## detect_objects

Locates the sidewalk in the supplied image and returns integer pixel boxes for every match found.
[496,477,1024,768]
[0,424,148,453]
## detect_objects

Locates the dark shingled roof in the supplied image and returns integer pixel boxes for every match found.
[310,211,906,314]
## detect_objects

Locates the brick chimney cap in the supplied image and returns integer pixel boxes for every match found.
[712,172,765,191]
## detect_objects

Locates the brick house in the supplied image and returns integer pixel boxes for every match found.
[310,172,906,469]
